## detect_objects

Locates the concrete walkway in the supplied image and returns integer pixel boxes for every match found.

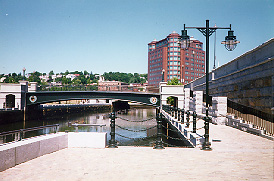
[0,124,273,181]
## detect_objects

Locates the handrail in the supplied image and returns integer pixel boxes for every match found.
[68,122,106,132]
[0,124,60,145]
[0,124,59,136]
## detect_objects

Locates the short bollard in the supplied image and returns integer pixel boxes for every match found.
[186,110,190,128]
[171,106,174,117]
[108,112,117,148]
[193,111,197,133]
[181,109,185,124]
[154,113,164,149]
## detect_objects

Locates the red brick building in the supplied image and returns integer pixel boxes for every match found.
[148,31,205,86]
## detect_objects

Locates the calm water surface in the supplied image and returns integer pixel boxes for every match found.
[0,108,157,146]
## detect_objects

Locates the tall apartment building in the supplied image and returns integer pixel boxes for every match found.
[148,31,205,86]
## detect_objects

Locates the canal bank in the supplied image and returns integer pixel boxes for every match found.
[0,107,159,147]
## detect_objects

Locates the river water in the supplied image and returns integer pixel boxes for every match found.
[0,107,158,146]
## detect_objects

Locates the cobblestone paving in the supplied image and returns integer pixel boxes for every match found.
[0,124,273,181]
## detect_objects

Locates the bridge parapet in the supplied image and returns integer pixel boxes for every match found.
[161,105,205,147]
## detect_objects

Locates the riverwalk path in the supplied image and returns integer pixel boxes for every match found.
[0,122,273,180]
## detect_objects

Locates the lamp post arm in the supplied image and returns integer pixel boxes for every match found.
[185,26,231,30]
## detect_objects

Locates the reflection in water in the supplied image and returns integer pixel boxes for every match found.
[0,108,157,146]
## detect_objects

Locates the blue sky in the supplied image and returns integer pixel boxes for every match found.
[0,0,273,75]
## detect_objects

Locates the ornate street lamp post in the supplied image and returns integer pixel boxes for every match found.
[162,69,165,82]
[178,20,239,150]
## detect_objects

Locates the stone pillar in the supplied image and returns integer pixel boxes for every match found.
[184,88,190,111]
[212,97,227,125]
[194,91,203,114]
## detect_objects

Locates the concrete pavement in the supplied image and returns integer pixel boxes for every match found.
[0,123,273,181]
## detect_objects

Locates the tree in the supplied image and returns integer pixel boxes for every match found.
[28,71,41,84]
[167,96,175,106]
[49,70,54,76]
[84,70,89,75]
[167,77,182,85]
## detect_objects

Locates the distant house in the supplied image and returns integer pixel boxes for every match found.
[98,80,129,91]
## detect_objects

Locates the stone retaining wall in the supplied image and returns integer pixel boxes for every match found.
[0,132,107,172]
[185,38,274,114]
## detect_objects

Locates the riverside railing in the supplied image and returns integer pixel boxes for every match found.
[162,104,205,147]
[107,112,159,148]
[68,122,106,132]
[227,99,274,136]
[0,124,59,145]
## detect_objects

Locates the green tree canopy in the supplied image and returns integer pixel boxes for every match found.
[167,77,182,85]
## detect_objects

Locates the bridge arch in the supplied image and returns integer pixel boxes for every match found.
[160,82,184,108]
[26,91,160,107]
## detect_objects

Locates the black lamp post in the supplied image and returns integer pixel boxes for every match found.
[162,69,165,82]
[178,20,239,150]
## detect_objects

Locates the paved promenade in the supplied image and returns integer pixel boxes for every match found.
[0,123,273,181]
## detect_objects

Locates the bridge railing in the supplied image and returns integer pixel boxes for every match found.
[37,84,148,92]
[227,99,274,136]
[161,104,205,147]
[0,124,59,145]
[38,85,98,91]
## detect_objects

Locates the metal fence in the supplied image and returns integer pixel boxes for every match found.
[0,124,59,145]
[227,99,274,136]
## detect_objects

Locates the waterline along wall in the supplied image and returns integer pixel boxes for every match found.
[185,38,274,115]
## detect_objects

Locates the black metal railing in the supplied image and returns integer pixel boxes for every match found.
[161,105,205,148]
[0,124,59,145]
[227,99,274,136]
[108,112,159,148]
